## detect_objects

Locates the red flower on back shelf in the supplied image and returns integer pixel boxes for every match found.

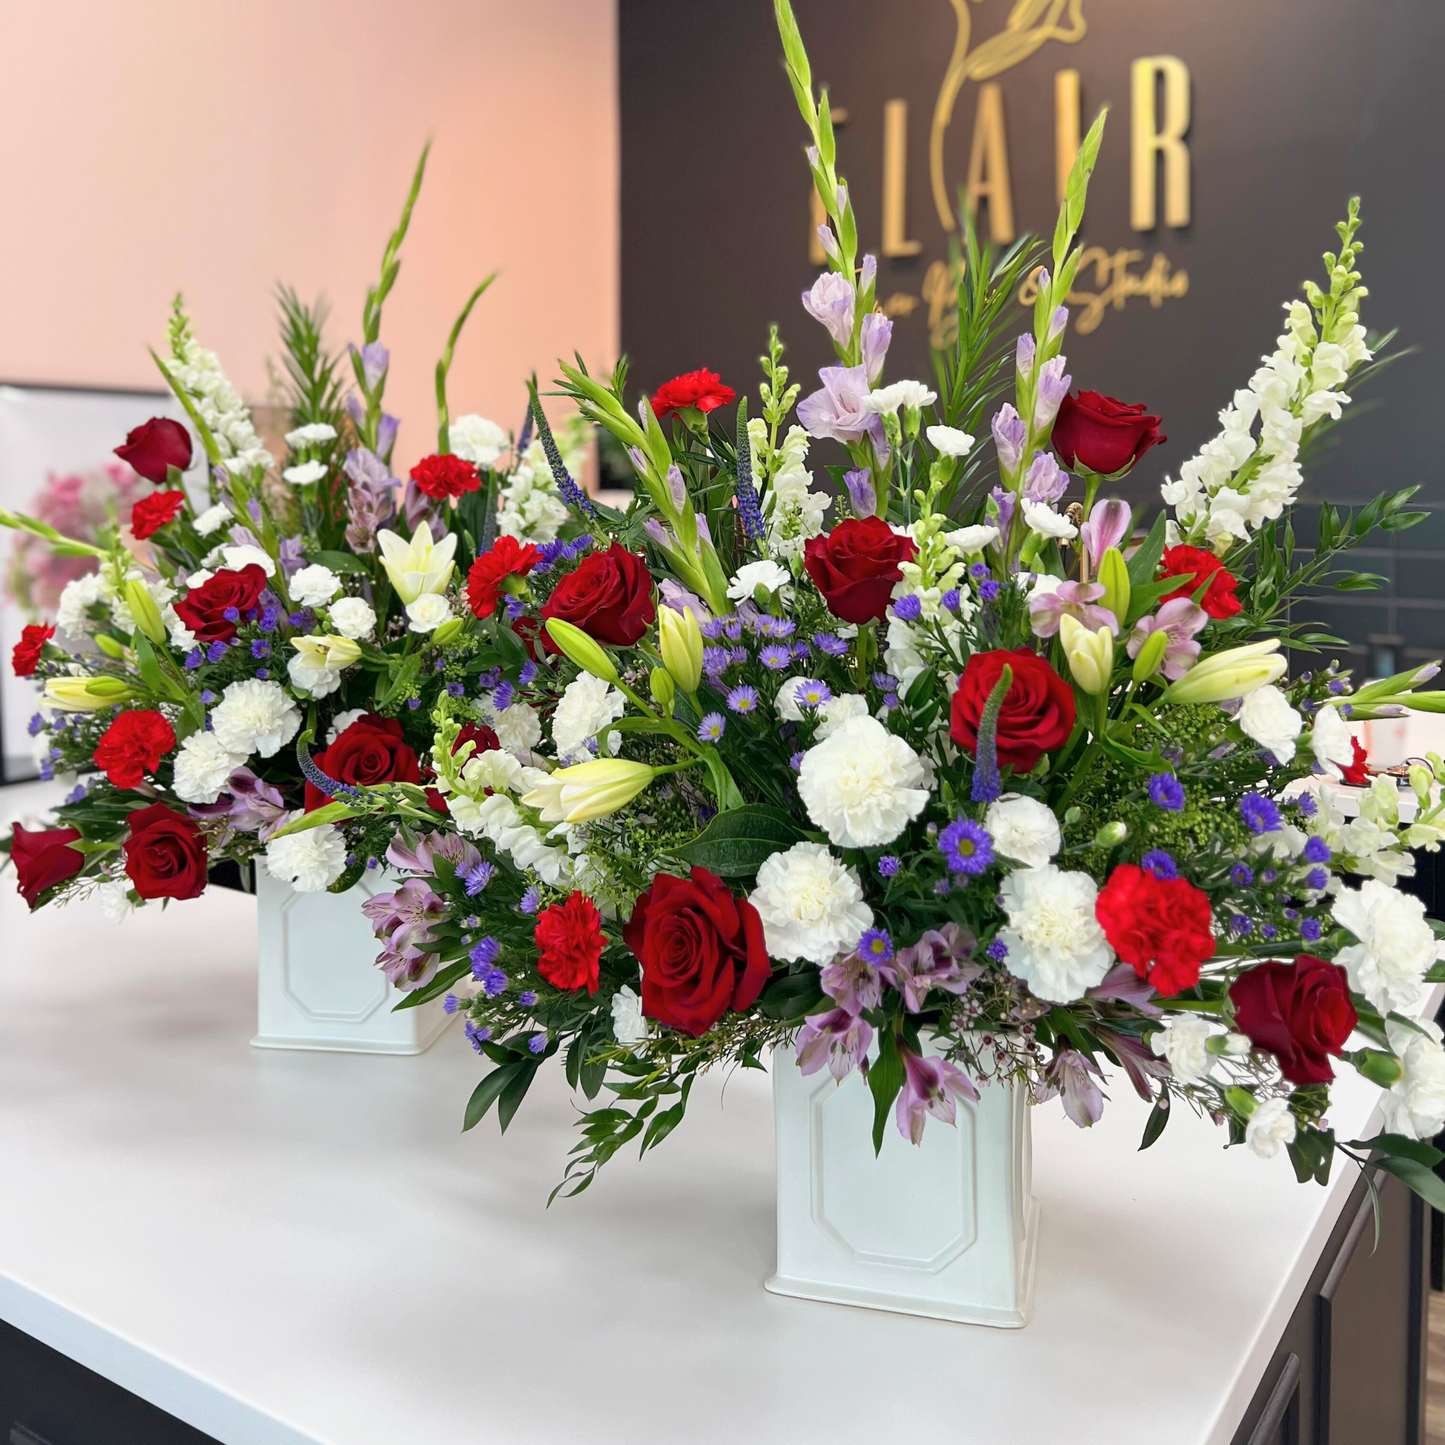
[129,489,187,540]
[410,453,481,499]
[114,417,192,484]
[1340,737,1370,786]
[650,369,736,420]
[94,709,176,790]
[11,621,54,677]
[1094,863,1216,996]
[1157,544,1242,620]
[535,892,606,995]
[467,536,541,618]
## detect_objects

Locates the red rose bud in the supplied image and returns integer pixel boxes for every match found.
[1229,955,1358,1086]
[466,535,541,619]
[1051,391,1165,476]
[122,802,208,900]
[950,648,1075,774]
[10,823,85,907]
[623,866,771,1036]
[304,714,421,812]
[409,453,481,500]
[129,489,188,540]
[172,564,268,644]
[650,368,736,421]
[803,516,918,626]
[115,417,193,484]
[1157,544,1242,620]
[534,892,606,995]
[11,621,54,677]
[539,542,655,650]
[93,709,176,791]
[1094,863,1215,996]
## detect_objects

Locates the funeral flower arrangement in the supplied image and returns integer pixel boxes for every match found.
[1,149,589,916]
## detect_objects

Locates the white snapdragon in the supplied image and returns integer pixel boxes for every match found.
[450,414,509,468]
[1245,1097,1298,1159]
[944,524,999,555]
[171,731,246,804]
[449,791,571,885]
[862,380,936,415]
[498,418,587,544]
[264,822,348,893]
[984,794,1061,869]
[749,842,873,963]
[289,565,341,607]
[283,460,328,487]
[797,715,929,848]
[98,879,136,922]
[210,679,301,758]
[327,597,377,641]
[1332,879,1440,1015]
[748,421,831,561]
[1379,1019,1445,1140]
[220,543,276,577]
[284,422,337,448]
[1236,684,1303,763]
[1150,1015,1214,1086]
[996,865,1114,1003]
[551,674,626,764]
[55,573,108,638]
[165,326,271,472]
[1021,499,1077,541]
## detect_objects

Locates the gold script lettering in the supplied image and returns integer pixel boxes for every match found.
[1055,69,1080,205]
[1018,249,1190,334]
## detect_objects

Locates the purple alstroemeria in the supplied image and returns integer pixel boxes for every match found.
[1127,598,1209,680]
[362,877,447,990]
[802,271,856,349]
[1022,450,1068,505]
[796,1008,875,1084]
[1028,579,1118,638]
[860,312,892,385]
[1094,1025,1171,1102]
[991,404,1027,475]
[1079,498,1133,570]
[659,578,710,619]
[385,829,483,876]
[1086,961,1162,1017]
[880,922,979,1013]
[188,767,288,843]
[1039,1049,1106,1128]
[1016,334,1036,380]
[820,953,884,1015]
[798,364,890,461]
[895,1045,980,1144]
[1033,355,1072,430]
[844,467,876,516]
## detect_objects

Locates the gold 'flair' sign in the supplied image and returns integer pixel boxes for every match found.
[813,0,1192,342]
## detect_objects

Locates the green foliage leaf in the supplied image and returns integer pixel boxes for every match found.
[1348,1132,1445,1168]
[463,1062,523,1131]
[675,805,809,877]
[1126,508,1169,587]
[869,1028,905,1155]
[1139,1093,1170,1150]
[757,969,827,1022]
[1372,1154,1445,1212]
[309,549,373,576]
[497,1060,541,1133]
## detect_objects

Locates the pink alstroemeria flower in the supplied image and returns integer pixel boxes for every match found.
[879,922,978,1013]
[820,953,884,1015]
[895,1045,980,1144]
[1127,597,1209,680]
[796,1008,874,1083]
[1079,498,1133,570]
[1028,579,1119,638]
[1039,1048,1106,1128]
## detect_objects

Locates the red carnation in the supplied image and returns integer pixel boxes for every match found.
[123,802,208,900]
[114,416,193,484]
[1157,544,1242,620]
[534,891,606,995]
[803,516,918,626]
[1340,737,1370,786]
[651,369,736,420]
[129,489,187,540]
[304,713,421,812]
[539,541,655,650]
[93,709,176,790]
[10,823,85,908]
[1095,863,1216,996]
[1051,391,1165,476]
[12,621,54,677]
[409,453,481,499]
[624,866,771,1036]
[467,536,541,618]
[950,648,1075,774]
[1229,955,1357,1086]
[173,564,268,645]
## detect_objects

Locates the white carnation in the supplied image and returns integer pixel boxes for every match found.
[264,822,348,893]
[1332,879,1439,1015]
[282,460,328,486]
[192,503,233,537]
[944,524,999,554]
[56,573,107,638]
[611,985,648,1045]
[210,679,301,758]
[814,692,869,740]
[927,424,975,457]
[98,878,136,921]
[487,701,542,755]
[289,564,341,607]
[220,543,276,577]
[551,674,626,764]
[451,414,509,468]
[797,715,928,848]
[326,708,368,744]
[163,604,196,653]
[997,865,1114,1003]
[984,794,1061,869]
[287,651,343,699]
[749,842,873,963]
[1149,1015,1214,1086]
[405,592,452,633]
[1245,1097,1297,1159]
[171,731,245,803]
[328,596,376,641]
[727,559,792,604]
[1380,1018,1445,1140]
[1236,684,1303,763]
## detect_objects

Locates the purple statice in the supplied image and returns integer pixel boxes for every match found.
[259,605,279,632]
[492,680,515,711]
[939,818,994,875]
[883,692,901,709]
[872,671,899,691]
[789,751,806,771]
[518,660,539,687]
[406,697,421,710]
[250,639,271,659]
[699,616,727,641]
[1301,836,1331,864]
[1261,924,1278,941]
[932,878,950,895]
[528,1033,547,1055]
[222,606,240,623]
[461,861,496,896]
[878,855,901,878]
[986,939,1009,962]
[504,596,525,621]
[978,579,1002,603]
[519,990,538,1008]
[1305,867,1328,892]
[1300,916,1323,942]
[480,968,509,998]
[446,682,464,698]
[1261,869,1277,884]
[892,594,922,623]
[519,886,542,914]
[940,589,961,613]
[697,713,726,742]
[722,614,744,642]
[1296,793,1318,818]
[1147,773,1184,812]
[27,714,44,737]
[726,685,759,715]
[969,563,991,580]
[1229,915,1253,936]
[1239,794,1283,834]
[858,929,894,966]
[463,1021,492,1053]
[1231,863,1254,887]
[1141,850,1177,880]
[477,668,503,691]
[64,783,87,804]
[442,994,460,1015]
[795,680,832,709]
[759,644,792,671]
[1284,907,1301,922]
[206,640,227,663]
[1328,679,1346,695]
[468,937,502,978]
[37,761,54,782]
[729,645,750,666]
[288,611,308,629]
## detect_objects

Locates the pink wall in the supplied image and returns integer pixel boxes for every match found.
[0,0,618,470]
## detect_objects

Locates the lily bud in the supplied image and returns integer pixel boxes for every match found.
[94,634,126,660]
[291,634,362,670]
[1059,613,1114,696]
[658,605,703,694]
[1132,627,1169,684]
[544,618,619,684]
[1162,640,1287,705]
[650,667,676,715]
[44,676,135,711]
[430,617,465,649]
[521,758,656,825]
[123,578,166,646]
[1095,547,1130,628]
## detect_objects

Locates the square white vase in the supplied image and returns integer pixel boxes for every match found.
[253,868,452,1055]
[767,1037,1039,1327]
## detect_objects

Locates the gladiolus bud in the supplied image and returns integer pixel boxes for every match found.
[1095,547,1130,628]
[94,634,126,660]
[650,667,676,714]
[658,605,703,694]
[123,579,166,646]
[544,618,619,684]
[1059,613,1114,696]
[521,758,656,825]
[430,618,464,648]
[1132,627,1169,684]
[44,676,135,711]
[1162,640,1287,705]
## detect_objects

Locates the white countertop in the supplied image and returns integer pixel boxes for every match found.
[0,826,1390,1445]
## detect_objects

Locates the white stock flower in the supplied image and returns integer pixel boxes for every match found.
[448,792,571,885]
[486,700,542,755]
[1309,703,1356,771]
[797,715,929,848]
[1236,684,1304,764]
[1150,1014,1214,1086]
[1245,1097,1297,1159]
[997,865,1114,1003]
[611,985,648,1045]
[210,679,301,758]
[192,503,233,537]
[727,559,792,603]
[984,794,1061,869]
[450,414,509,468]
[326,708,368,744]
[405,592,453,633]
[327,596,377,640]
[551,674,626,764]
[171,731,245,804]
[863,380,936,415]
[282,460,328,486]
[944,524,999,555]
[163,605,196,653]
[749,842,873,963]
[284,423,337,447]
[460,749,526,794]
[288,564,341,607]
[815,692,869,740]
[499,438,572,545]
[1021,499,1077,541]
[264,822,348,893]
[56,573,107,638]
[1332,879,1439,1015]
[220,543,276,577]
[1379,1019,1445,1140]
[927,425,975,458]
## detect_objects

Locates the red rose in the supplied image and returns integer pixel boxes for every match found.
[173,565,268,645]
[305,713,421,812]
[467,536,541,618]
[1051,391,1165,476]
[534,892,606,995]
[12,621,54,677]
[1157,544,1241,620]
[409,453,480,499]
[1095,863,1216,996]
[10,823,84,908]
[123,802,208,900]
[539,542,655,650]
[93,709,176,790]
[623,866,771,1036]
[1229,955,1358,1085]
[950,648,1075,774]
[803,516,918,625]
[1340,737,1370,786]
[651,368,736,420]
[114,417,193,484]
[129,489,187,540]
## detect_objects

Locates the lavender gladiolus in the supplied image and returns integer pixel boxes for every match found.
[817,224,840,262]
[644,517,674,549]
[1022,450,1068,504]
[797,364,889,459]
[1016,334,1036,380]
[356,341,390,390]
[796,1008,874,1083]
[991,404,1027,475]
[802,271,856,348]
[659,578,711,619]
[859,253,877,293]
[666,464,687,510]
[1033,355,1072,430]
[1049,305,1069,341]
[895,1045,979,1144]
[1027,579,1118,638]
[376,413,399,459]
[989,486,1016,538]
[844,467,876,516]
[1127,598,1208,680]
[860,312,892,385]
[1079,498,1133,570]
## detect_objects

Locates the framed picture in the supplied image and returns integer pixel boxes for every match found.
[0,382,186,784]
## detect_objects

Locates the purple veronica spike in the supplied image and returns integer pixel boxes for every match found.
[530,394,597,521]
[733,415,764,543]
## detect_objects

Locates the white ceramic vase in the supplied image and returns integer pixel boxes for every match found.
[253,868,452,1055]
[767,1035,1039,1327]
